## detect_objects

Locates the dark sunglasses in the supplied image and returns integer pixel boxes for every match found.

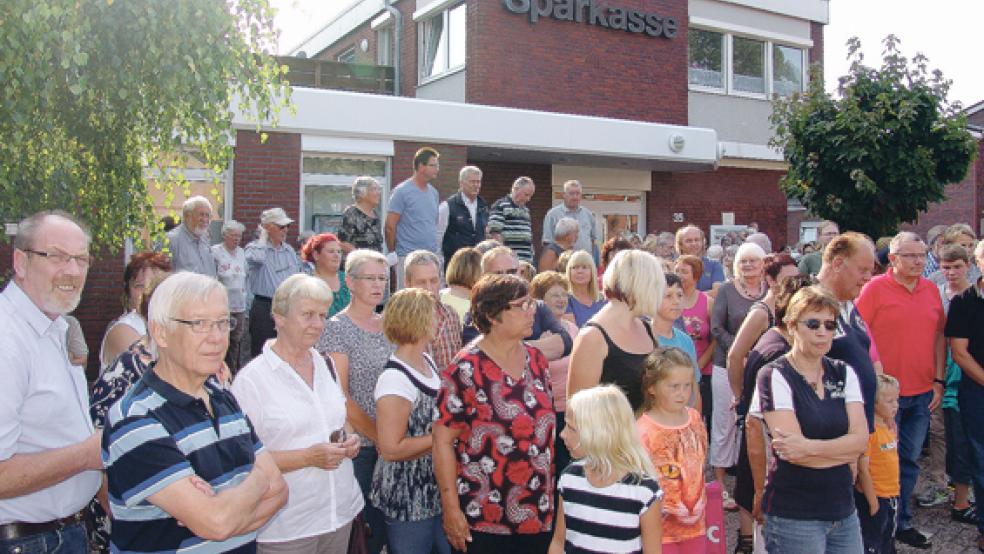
[799,318,837,331]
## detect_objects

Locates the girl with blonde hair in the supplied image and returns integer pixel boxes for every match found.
[637,347,709,553]
[550,385,663,554]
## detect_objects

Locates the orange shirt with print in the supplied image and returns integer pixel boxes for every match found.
[636,408,707,543]
[867,423,900,498]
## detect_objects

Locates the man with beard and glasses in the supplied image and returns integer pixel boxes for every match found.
[167,195,217,277]
[0,211,103,554]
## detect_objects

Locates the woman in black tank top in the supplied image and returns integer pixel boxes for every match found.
[568,250,666,412]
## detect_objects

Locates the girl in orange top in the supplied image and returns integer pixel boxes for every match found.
[637,347,709,553]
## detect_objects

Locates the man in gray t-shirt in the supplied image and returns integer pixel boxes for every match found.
[386,147,440,288]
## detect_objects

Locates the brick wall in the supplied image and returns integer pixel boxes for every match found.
[467,0,688,125]
[649,168,789,249]
[316,24,378,65]
[901,138,984,237]
[809,21,824,73]
[470,160,553,248]
[232,131,302,243]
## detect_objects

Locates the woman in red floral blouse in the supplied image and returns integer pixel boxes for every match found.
[434,274,557,554]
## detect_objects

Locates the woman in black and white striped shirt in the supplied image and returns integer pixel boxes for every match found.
[550,385,663,554]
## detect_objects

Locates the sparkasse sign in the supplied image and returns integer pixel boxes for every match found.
[503,0,678,39]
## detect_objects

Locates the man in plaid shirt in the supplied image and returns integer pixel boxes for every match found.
[404,250,462,370]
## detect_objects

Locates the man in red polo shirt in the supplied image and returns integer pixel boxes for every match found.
[857,231,946,549]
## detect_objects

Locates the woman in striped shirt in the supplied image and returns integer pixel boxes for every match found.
[550,385,663,553]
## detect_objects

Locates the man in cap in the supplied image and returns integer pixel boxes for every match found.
[246,207,303,355]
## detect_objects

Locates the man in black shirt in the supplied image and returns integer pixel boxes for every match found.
[437,165,488,267]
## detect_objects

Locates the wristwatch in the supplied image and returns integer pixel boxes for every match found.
[933,378,945,385]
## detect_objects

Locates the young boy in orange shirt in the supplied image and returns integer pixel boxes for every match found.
[856,374,901,553]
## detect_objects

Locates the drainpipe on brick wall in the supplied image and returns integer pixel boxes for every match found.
[385,1,402,96]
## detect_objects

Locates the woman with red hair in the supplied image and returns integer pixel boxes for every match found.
[99,251,171,368]
[303,232,352,317]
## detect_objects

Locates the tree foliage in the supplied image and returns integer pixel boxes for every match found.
[0,0,290,251]
[770,35,977,238]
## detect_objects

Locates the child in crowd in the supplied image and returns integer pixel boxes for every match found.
[550,385,663,554]
[856,374,901,554]
[637,347,708,553]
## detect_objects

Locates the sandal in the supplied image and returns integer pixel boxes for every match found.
[734,534,754,554]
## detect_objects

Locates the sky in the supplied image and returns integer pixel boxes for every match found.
[272,0,983,108]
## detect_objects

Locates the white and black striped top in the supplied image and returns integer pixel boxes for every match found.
[558,461,663,553]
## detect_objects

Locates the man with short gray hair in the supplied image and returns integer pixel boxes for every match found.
[857,231,945,548]
[404,250,461,369]
[542,179,598,259]
[437,165,488,267]
[488,176,536,263]
[0,211,102,553]
[167,195,217,277]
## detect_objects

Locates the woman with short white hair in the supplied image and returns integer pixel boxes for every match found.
[338,176,384,254]
[213,219,248,371]
[710,241,767,510]
[568,249,665,411]
[232,274,363,553]
[317,249,395,554]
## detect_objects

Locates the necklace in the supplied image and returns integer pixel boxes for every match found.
[737,278,765,299]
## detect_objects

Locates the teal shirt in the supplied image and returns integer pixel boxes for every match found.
[942,283,961,410]
[329,271,352,317]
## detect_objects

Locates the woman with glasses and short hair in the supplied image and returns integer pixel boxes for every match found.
[434,274,557,553]
[749,285,868,552]
[317,249,396,554]
[232,274,363,554]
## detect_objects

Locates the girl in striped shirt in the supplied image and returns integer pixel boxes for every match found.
[550,385,663,554]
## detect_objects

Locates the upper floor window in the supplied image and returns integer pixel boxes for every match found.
[688,29,724,89]
[688,27,805,98]
[336,46,356,64]
[377,27,392,66]
[419,3,466,82]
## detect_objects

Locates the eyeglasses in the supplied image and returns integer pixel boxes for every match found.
[491,268,519,275]
[22,249,92,268]
[798,318,837,332]
[508,298,537,312]
[277,224,291,230]
[351,274,389,282]
[893,252,927,260]
[172,317,236,334]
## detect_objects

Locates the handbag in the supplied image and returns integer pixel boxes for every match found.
[347,511,369,554]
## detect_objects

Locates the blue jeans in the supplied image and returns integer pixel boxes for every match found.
[894,391,932,530]
[764,513,862,553]
[385,515,451,554]
[354,445,388,554]
[960,380,984,532]
[0,521,87,554]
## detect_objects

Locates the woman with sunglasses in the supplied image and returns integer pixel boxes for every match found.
[434,274,557,553]
[749,285,868,553]
[232,274,362,553]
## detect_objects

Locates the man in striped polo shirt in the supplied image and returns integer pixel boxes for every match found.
[103,273,287,553]
[488,176,536,263]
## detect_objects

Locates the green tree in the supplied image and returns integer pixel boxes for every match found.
[770,35,977,238]
[0,0,290,251]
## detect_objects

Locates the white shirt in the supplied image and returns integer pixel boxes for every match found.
[374,354,441,403]
[436,193,480,248]
[98,310,146,368]
[231,343,364,542]
[0,282,101,524]
[212,244,248,312]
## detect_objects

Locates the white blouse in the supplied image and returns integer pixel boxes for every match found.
[231,343,364,542]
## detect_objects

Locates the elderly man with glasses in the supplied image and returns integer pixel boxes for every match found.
[246,207,303,356]
[0,211,101,554]
[167,195,217,277]
[103,272,287,554]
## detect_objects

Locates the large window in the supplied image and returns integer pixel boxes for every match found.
[688,29,724,88]
[301,155,388,234]
[732,37,765,94]
[419,3,466,82]
[773,44,804,97]
[688,28,805,97]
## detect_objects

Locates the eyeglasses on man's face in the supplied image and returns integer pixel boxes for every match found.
[351,274,389,283]
[491,268,519,275]
[22,249,92,268]
[171,317,236,334]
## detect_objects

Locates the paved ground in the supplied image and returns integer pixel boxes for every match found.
[717,463,982,552]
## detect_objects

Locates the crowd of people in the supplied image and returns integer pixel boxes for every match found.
[6,146,984,554]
